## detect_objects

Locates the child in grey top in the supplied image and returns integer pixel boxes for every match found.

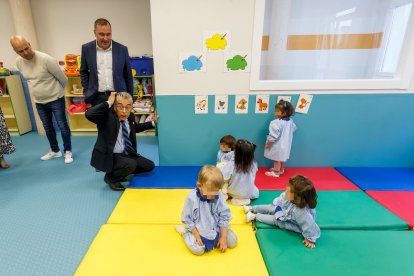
[219,139,259,206]
[245,175,320,249]
[175,165,237,255]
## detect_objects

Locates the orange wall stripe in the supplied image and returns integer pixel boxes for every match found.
[262,35,269,51]
[286,33,383,50]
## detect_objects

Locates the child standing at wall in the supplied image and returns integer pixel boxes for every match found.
[244,175,320,248]
[219,139,259,206]
[264,99,296,177]
[175,165,237,255]
[217,135,236,164]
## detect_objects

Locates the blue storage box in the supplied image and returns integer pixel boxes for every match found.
[130,56,154,76]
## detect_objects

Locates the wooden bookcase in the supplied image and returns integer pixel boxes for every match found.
[0,75,32,135]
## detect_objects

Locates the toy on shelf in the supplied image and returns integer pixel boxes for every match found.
[133,98,153,113]
[64,54,80,77]
[67,101,91,115]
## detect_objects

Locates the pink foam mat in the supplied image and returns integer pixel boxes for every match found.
[366,191,414,229]
[255,167,360,191]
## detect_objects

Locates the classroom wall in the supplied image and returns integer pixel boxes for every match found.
[151,0,414,167]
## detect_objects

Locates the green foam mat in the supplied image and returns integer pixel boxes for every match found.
[252,191,408,230]
[256,229,414,276]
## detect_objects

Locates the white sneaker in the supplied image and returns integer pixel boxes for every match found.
[243,205,253,213]
[265,170,280,177]
[64,151,73,164]
[40,150,62,161]
[246,212,256,223]
[175,225,187,235]
[231,198,251,206]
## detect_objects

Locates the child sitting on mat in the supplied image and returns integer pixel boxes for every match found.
[175,165,238,255]
[264,99,296,177]
[245,175,320,249]
[219,139,259,206]
[217,134,236,165]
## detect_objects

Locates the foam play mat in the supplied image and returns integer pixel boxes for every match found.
[256,229,414,276]
[255,167,359,191]
[107,189,246,225]
[366,191,414,229]
[75,224,268,276]
[336,167,414,191]
[128,166,201,188]
[250,191,408,230]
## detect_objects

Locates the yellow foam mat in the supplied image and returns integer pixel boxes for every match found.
[107,189,247,225]
[75,224,268,276]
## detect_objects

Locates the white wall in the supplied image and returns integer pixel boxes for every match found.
[150,0,255,95]
[1,0,152,68]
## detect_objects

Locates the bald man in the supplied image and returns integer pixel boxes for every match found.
[10,35,73,164]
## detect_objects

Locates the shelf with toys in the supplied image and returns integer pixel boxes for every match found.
[0,75,32,135]
[132,75,156,136]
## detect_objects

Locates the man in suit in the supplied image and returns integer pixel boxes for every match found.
[85,92,157,191]
[80,18,134,106]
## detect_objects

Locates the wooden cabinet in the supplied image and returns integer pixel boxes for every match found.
[64,75,157,136]
[0,75,32,135]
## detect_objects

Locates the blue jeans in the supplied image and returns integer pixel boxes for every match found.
[36,97,71,152]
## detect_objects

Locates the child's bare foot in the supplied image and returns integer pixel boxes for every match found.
[0,158,10,169]
[302,239,316,249]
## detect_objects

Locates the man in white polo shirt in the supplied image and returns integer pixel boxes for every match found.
[10,35,73,164]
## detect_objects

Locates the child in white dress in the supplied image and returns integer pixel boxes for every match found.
[175,165,238,255]
[219,139,259,206]
[245,175,320,249]
[217,134,236,164]
[264,100,296,177]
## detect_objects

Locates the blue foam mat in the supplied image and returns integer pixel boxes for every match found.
[128,166,201,188]
[336,167,414,191]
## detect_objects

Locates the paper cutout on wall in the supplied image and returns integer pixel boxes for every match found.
[295,94,313,114]
[195,95,208,114]
[179,53,206,72]
[235,95,249,114]
[215,95,228,114]
[224,52,251,72]
[255,95,269,114]
[277,96,292,103]
[204,31,231,52]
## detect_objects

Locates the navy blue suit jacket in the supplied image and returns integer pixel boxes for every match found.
[80,40,133,103]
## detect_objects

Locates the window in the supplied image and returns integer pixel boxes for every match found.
[250,0,414,92]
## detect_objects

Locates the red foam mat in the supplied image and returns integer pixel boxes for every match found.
[255,167,360,191]
[366,191,414,229]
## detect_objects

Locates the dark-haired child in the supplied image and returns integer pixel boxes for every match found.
[245,175,320,248]
[264,99,296,177]
[217,135,236,164]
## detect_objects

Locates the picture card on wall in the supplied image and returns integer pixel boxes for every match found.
[255,95,269,114]
[295,94,313,114]
[224,52,251,72]
[179,53,206,72]
[235,95,249,114]
[203,31,231,52]
[195,95,208,114]
[214,95,228,114]
[277,96,292,103]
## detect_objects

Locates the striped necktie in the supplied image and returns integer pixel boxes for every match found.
[121,120,133,155]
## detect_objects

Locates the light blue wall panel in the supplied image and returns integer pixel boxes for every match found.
[156,94,414,167]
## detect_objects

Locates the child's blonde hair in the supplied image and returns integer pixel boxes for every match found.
[198,165,224,190]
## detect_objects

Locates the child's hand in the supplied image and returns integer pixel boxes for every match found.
[192,229,204,246]
[265,141,271,149]
[302,239,316,249]
[217,236,228,252]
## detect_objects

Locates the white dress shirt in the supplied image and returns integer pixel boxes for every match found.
[96,42,114,92]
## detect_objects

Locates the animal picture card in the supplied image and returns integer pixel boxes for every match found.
[277,96,292,103]
[195,95,208,114]
[224,52,251,72]
[214,95,228,114]
[203,31,231,52]
[295,94,313,114]
[179,53,206,72]
[255,95,269,114]
[235,95,249,114]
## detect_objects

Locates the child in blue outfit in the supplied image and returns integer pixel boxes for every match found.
[245,175,320,248]
[217,134,236,164]
[264,99,296,177]
[219,139,259,206]
[175,165,238,255]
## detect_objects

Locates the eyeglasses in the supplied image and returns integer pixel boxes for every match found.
[116,104,133,111]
